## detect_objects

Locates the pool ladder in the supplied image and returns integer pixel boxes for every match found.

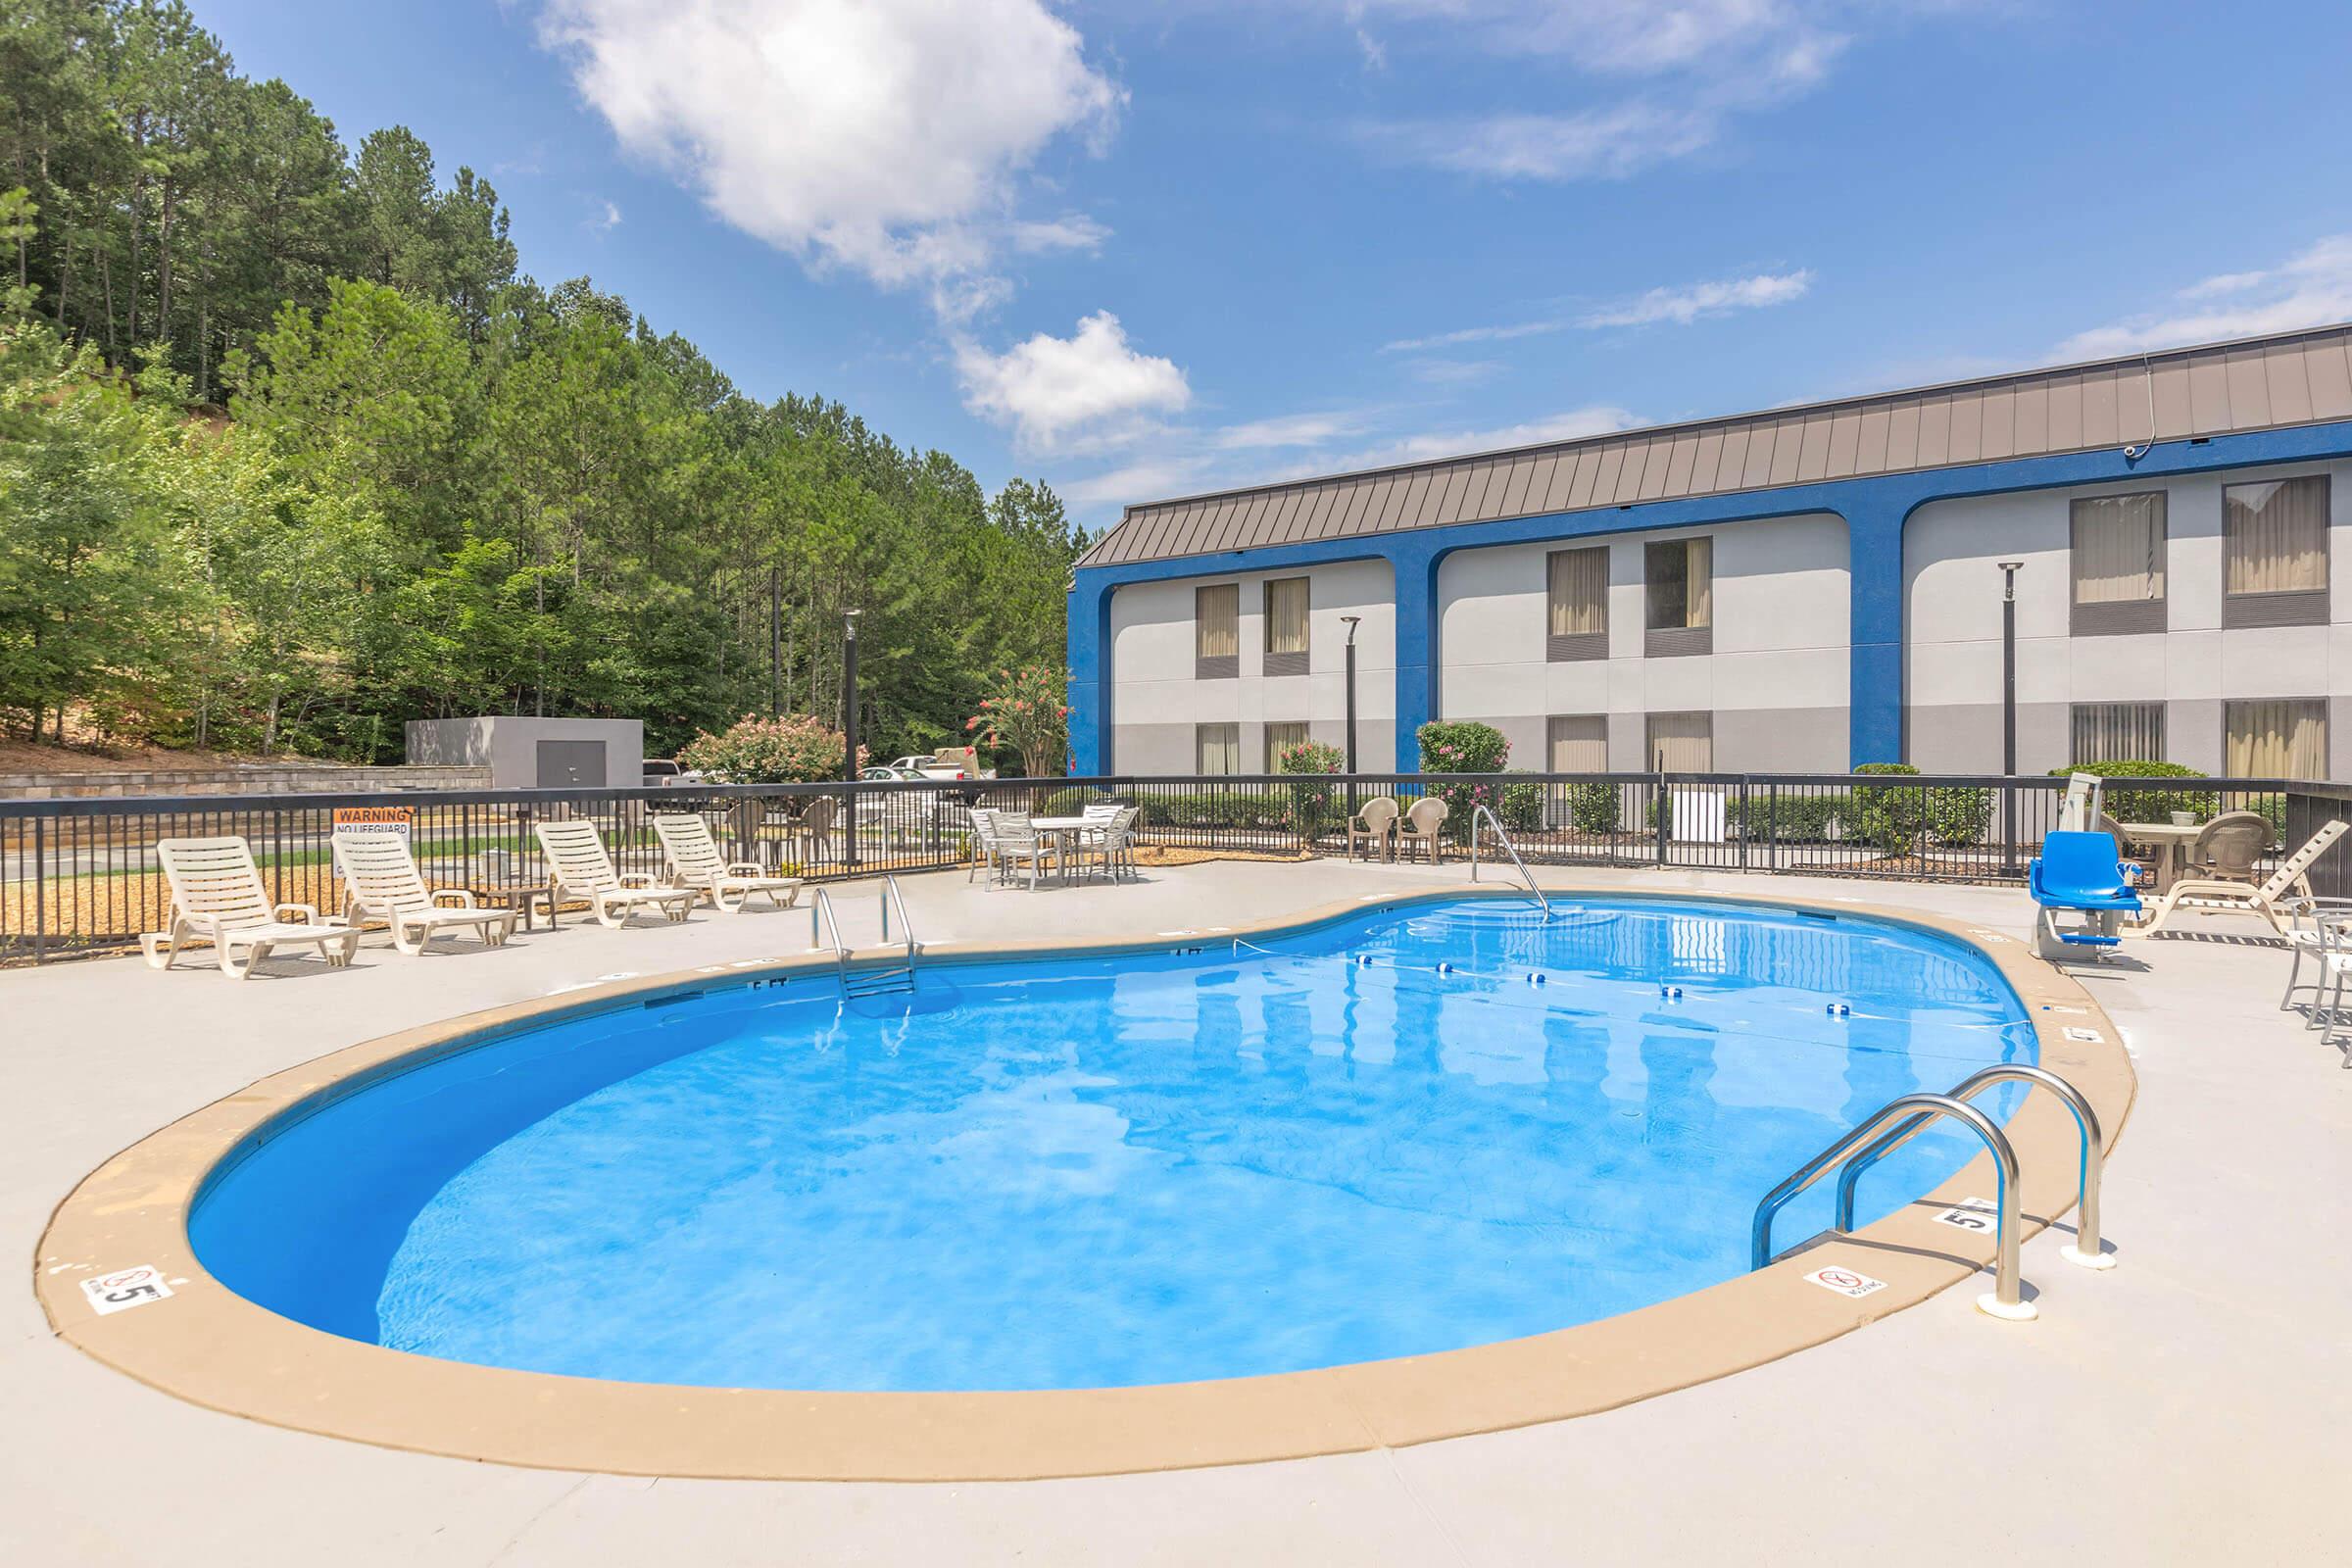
[1751,1064,2110,1322]
[1466,803,1551,920]
[808,874,920,999]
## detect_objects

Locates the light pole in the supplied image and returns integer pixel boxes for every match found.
[1998,562,2023,873]
[841,608,861,870]
[767,565,781,719]
[1340,615,1361,772]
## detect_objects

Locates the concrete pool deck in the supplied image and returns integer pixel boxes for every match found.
[5,858,2348,1563]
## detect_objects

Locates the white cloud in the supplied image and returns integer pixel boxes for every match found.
[1579,268,1811,326]
[1384,268,1808,355]
[1322,406,1641,470]
[591,199,622,230]
[1363,103,1716,181]
[1212,411,1372,450]
[2054,235,2352,360]
[956,312,1192,452]
[536,0,1121,300]
[1348,1,1848,81]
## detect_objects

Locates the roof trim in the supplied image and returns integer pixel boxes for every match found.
[1078,322,2352,569]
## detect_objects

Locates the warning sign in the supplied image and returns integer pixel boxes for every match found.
[81,1264,174,1316]
[1804,1266,1888,1299]
[332,807,413,869]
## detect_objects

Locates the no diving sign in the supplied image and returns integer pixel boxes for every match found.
[81,1264,174,1316]
[1804,1265,1888,1299]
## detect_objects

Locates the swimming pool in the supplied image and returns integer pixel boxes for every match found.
[189,895,2036,1393]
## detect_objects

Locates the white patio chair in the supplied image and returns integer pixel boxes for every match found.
[966,807,1001,883]
[989,809,1054,891]
[1397,797,1450,864]
[532,818,700,929]
[651,813,803,913]
[1070,806,1140,881]
[2141,817,2346,939]
[336,833,518,956]
[141,836,362,980]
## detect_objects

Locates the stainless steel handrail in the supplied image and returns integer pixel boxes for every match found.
[808,887,849,977]
[1466,803,1550,919]
[1834,1064,2109,1270]
[876,872,918,971]
[1752,1092,2034,1320]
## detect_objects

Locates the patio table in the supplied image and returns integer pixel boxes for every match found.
[1029,815,1115,883]
[2118,821,2203,895]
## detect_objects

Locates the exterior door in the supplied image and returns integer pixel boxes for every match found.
[536,739,607,788]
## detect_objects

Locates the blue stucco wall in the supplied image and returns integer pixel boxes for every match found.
[1068,420,2352,774]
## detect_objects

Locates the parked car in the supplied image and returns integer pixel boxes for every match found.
[643,759,706,787]
[860,765,930,782]
[890,749,995,782]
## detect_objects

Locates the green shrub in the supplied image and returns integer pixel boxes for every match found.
[1726,790,1850,843]
[1847,762,1925,852]
[1135,790,1291,830]
[1564,781,1621,834]
[1497,778,1545,833]
[1927,785,1994,847]
[1416,720,1511,839]
[1277,741,1346,838]
[2048,760,2217,826]
[1040,785,1120,818]
[2250,793,2287,846]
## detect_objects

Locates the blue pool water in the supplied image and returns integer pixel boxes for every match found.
[190,897,2034,1392]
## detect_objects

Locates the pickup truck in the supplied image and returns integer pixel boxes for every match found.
[889,750,995,782]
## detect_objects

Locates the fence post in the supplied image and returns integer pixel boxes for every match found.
[1655,761,1670,867]
[1737,778,1750,871]
[2001,774,2019,876]
[32,813,46,965]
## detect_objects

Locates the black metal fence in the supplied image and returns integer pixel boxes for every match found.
[0,770,2332,963]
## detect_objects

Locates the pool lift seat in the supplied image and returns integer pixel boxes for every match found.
[2028,830,2142,962]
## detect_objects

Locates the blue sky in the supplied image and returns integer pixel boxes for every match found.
[198,1,2352,524]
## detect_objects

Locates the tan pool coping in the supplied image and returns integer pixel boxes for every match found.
[32,883,2133,1483]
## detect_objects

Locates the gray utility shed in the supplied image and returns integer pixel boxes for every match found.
[406,717,646,790]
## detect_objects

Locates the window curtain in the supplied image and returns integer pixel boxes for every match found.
[1645,538,1711,629]
[1644,712,1713,771]
[1196,585,1240,659]
[1685,537,1712,628]
[2226,700,2328,779]
[1263,721,1309,770]
[2072,494,2166,604]
[1547,548,1607,636]
[1263,578,1309,655]
[2069,703,2165,763]
[2225,477,2328,595]
[1547,714,1607,771]
[1196,723,1240,774]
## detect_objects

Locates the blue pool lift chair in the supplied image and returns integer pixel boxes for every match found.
[2029,830,2144,961]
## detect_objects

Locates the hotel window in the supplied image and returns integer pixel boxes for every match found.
[1263,720,1311,771]
[1546,547,1609,662]
[1644,537,1712,658]
[2225,699,2328,780]
[1645,711,1714,772]
[1195,583,1240,679]
[2070,492,2167,635]
[2223,476,2329,627]
[1195,722,1241,775]
[2070,702,2166,765]
[1262,577,1309,677]
[1546,714,1608,772]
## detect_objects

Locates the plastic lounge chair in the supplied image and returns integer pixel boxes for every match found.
[141,836,362,980]
[2028,830,2142,960]
[1348,797,1398,861]
[2141,817,2348,938]
[651,813,803,913]
[336,833,518,956]
[1397,798,1450,864]
[532,819,699,928]
[790,796,837,869]
[2096,812,2158,891]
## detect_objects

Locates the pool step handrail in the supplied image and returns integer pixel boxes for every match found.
[811,875,920,998]
[1751,1092,2035,1321]
[1833,1064,2110,1271]
[1466,803,1551,920]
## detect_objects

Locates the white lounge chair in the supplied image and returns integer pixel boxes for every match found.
[989,809,1054,891]
[141,836,362,980]
[2138,816,2348,938]
[651,813,803,913]
[532,818,700,928]
[336,834,518,956]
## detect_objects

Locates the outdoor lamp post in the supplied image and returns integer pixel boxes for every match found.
[1340,615,1361,773]
[1999,562,2023,873]
[842,608,862,870]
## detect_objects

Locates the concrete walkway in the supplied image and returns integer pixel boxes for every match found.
[5,858,2346,1565]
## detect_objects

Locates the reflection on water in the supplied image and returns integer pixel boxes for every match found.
[191,899,2034,1393]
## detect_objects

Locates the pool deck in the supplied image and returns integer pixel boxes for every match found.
[5,858,2347,1564]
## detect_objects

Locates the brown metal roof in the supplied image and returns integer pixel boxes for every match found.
[1079,324,2352,569]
